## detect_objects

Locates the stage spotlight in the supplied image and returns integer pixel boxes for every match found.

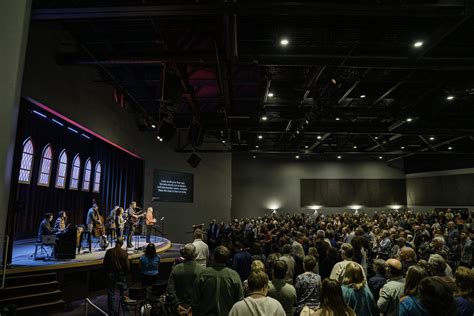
[406,117,413,122]
[317,135,322,140]
[252,155,256,159]
[221,140,226,144]
[379,156,383,159]
[448,146,453,150]
[255,145,259,149]
[337,155,342,159]
[151,124,156,129]
[401,146,405,149]
[267,92,274,97]
[280,38,289,46]
[413,41,424,48]
[360,95,366,98]
[446,95,454,100]
[295,155,300,159]
[261,116,268,121]
[258,135,263,139]
[429,136,435,141]
[353,145,358,149]
[335,117,340,121]
[305,145,309,149]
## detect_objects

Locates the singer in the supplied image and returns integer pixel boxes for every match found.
[145,207,157,243]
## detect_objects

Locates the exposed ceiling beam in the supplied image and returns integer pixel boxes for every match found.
[248,127,474,136]
[31,3,467,20]
[308,133,331,151]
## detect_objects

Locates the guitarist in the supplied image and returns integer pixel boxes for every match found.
[125,201,144,248]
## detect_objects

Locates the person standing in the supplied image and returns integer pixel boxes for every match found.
[310,279,355,316]
[330,243,366,283]
[279,244,296,284]
[139,243,160,287]
[125,201,142,248]
[232,241,252,281]
[268,260,297,316]
[167,244,205,315]
[145,207,157,244]
[115,207,125,239]
[103,237,130,315]
[192,246,243,316]
[295,255,321,314]
[341,262,377,316]
[377,259,405,316]
[192,229,209,267]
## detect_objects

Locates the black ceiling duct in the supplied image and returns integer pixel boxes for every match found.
[187,153,201,168]
[157,119,176,141]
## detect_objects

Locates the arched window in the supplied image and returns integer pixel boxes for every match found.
[69,154,81,190]
[82,158,92,191]
[55,150,68,189]
[93,161,101,193]
[18,137,34,184]
[37,144,53,186]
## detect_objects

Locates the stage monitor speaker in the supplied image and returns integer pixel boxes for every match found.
[158,119,176,141]
[187,153,201,168]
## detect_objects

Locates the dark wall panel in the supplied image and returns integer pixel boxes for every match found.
[301,179,406,207]
[407,174,474,206]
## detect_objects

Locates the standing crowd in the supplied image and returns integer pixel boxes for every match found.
[164,209,473,315]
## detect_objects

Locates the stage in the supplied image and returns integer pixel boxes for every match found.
[7,235,172,275]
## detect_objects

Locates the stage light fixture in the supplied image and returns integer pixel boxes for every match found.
[222,140,226,144]
[317,135,322,140]
[258,135,263,139]
[446,95,454,100]
[151,124,156,129]
[267,92,274,97]
[360,95,366,98]
[305,145,309,149]
[253,155,256,159]
[280,38,289,46]
[335,117,340,121]
[296,130,300,134]
[379,156,383,159]
[295,155,300,159]
[353,145,358,149]
[414,41,424,48]
[448,146,453,150]
[406,117,413,122]
[374,136,379,140]
[429,136,435,141]
[401,146,405,149]
[337,155,342,159]
[255,145,259,149]
[261,116,268,121]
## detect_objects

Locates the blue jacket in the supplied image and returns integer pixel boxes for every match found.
[399,295,428,316]
[342,285,377,316]
[232,250,252,281]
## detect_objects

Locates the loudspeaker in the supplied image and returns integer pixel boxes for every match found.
[158,119,176,141]
[187,153,201,168]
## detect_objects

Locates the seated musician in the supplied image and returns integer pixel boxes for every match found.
[37,212,53,242]
[54,211,67,234]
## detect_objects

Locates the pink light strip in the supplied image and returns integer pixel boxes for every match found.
[24,96,143,160]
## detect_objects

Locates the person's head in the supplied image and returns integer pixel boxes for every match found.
[372,259,386,276]
[327,247,340,260]
[247,270,269,293]
[307,246,319,259]
[282,243,291,255]
[58,211,66,218]
[147,207,153,214]
[214,246,230,264]
[447,221,455,230]
[181,243,196,261]
[250,260,265,273]
[130,201,137,208]
[340,243,354,260]
[454,266,474,300]
[400,246,416,262]
[343,262,366,290]
[404,265,428,296]
[428,254,447,276]
[386,259,404,278]
[117,207,124,215]
[303,255,317,272]
[418,277,457,316]
[272,260,288,280]
[234,241,244,251]
[93,204,99,211]
[431,237,445,250]
[145,243,156,258]
[194,228,203,240]
[320,279,354,315]
[45,213,53,221]
[116,237,124,247]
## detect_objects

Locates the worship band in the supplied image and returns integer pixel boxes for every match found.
[36,201,160,255]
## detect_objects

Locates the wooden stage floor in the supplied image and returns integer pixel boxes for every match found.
[7,235,172,275]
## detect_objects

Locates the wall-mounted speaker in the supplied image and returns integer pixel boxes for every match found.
[187,153,201,168]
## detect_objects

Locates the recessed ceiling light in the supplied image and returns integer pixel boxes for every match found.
[151,124,156,129]
[335,117,340,121]
[374,136,379,140]
[258,135,263,139]
[255,145,259,149]
[280,38,289,46]
[360,95,366,98]
[261,116,268,121]
[331,79,337,84]
[222,140,226,144]
[401,146,405,149]
[305,119,309,124]
[446,95,454,100]
[379,156,383,159]
[337,155,342,159]
[414,41,424,48]
[353,145,358,149]
[295,155,300,159]
[406,118,413,122]
[429,136,435,141]
[267,92,274,97]
[317,135,322,140]
[252,155,256,159]
[296,130,300,134]
[305,145,309,149]
[448,146,453,150]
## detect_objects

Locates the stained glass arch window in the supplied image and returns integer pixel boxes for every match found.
[69,154,81,190]
[18,137,34,184]
[37,144,53,186]
[55,150,68,189]
[82,158,92,191]
[93,161,101,193]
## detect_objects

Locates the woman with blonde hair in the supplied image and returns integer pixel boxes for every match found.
[454,266,474,316]
[341,262,377,316]
[243,260,265,296]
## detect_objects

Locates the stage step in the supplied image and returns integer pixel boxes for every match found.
[4,271,57,287]
[0,281,60,299]
[16,299,66,314]
[0,272,65,315]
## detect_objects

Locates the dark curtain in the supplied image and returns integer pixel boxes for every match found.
[7,98,144,240]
